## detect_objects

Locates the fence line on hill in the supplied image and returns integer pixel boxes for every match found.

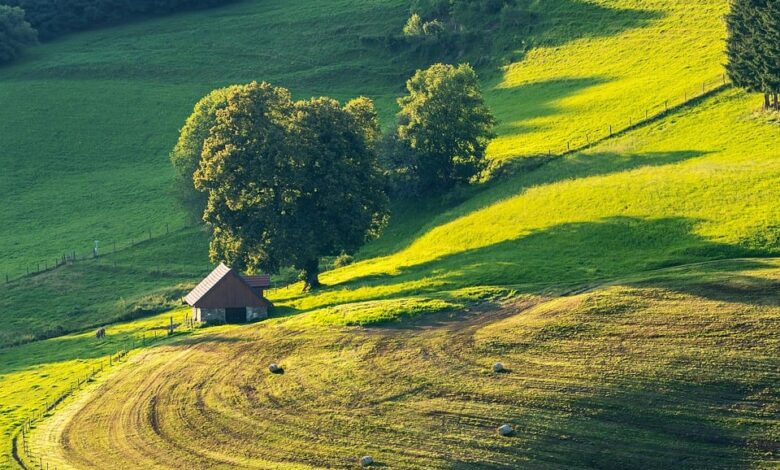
[540,74,731,158]
[1,222,199,287]
[3,75,733,289]
[11,323,189,470]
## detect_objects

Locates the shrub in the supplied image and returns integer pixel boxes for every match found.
[333,252,355,268]
[0,5,37,64]
[403,13,425,37]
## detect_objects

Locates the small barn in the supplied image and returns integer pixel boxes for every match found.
[184,263,272,324]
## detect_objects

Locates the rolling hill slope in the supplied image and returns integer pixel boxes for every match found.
[0,0,731,281]
[1,0,779,467]
[271,88,780,319]
[22,259,780,468]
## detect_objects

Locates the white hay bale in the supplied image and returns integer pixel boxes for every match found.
[497,424,514,436]
[268,363,282,374]
[359,456,374,466]
[492,362,505,373]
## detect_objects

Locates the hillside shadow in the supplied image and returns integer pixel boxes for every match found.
[359,150,708,263]
[487,76,611,135]
[631,261,780,307]
[291,216,760,316]
[0,318,184,376]
[441,378,756,469]
[396,0,662,76]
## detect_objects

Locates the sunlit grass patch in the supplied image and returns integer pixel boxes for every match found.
[296,297,463,327]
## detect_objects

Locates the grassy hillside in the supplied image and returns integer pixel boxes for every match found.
[0,227,209,347]
[0,0,731,281]
[270,88,780,319]
[23,259,780,468]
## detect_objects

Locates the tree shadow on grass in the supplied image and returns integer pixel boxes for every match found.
[358,150,709,268]
[486,76,613,136]
[629,260,780,307]
[392,0,662,78]
[285,216,763,316]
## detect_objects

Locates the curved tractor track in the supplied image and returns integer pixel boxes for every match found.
[30,277,780,469]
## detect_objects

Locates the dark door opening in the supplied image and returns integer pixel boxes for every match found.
[225,307,247,324]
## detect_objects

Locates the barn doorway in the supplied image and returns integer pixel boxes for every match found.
[225,308,247,324]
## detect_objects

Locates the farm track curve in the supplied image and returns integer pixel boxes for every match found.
[27,269,780,468]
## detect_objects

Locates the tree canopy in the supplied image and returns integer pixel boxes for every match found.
[396,63,495,193]
[726,0,780,109]
[170,86,240,221]
[0,5,36,64]
[194,82,388,290]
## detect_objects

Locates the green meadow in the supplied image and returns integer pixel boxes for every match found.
[273,88,780,319]
[0,0,734,281]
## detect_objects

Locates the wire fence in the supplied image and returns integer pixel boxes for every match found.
[545,74,731,157]
[11,321,193,470]
[2,222,192,287]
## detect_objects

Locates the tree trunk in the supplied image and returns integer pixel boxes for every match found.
[764,93,771,110]
[774,93,779,111]
[302,260,322,292]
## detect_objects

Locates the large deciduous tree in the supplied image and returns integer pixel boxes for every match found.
[726,0,780,110]
[0,5,37,64]
[397,63,495,193]
[194,81,388,290]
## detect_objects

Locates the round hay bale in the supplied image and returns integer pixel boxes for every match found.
[492,362,505,373]
[359,455,374,467]
[268,363,283,374]
[497,424,514,436]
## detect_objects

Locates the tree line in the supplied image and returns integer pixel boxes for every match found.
[171,63,495,290]
[0,0,234,64]
[726,0,780,110]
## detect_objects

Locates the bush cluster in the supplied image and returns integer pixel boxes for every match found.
[397,0,537,60]
[0,5,36,64]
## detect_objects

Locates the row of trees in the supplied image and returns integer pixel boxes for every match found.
[726,0,780,110]
[0,0,234,64]
[171,64,495,289]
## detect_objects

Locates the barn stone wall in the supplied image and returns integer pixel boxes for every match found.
[194,307,226,323]
[247,306,268,322]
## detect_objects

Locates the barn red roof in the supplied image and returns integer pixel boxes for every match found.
[184,263,271,307]
[242,274,271,288]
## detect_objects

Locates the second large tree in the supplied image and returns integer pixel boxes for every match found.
[194,82,388,290]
